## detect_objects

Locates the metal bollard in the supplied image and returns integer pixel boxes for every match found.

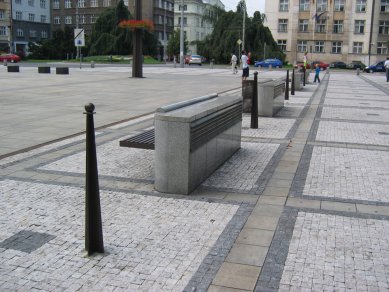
[3,59,7,66]
[250,72,258,129]
[84,103,104,256]
[269,64,272,71]
[285,69,289,100]
[91,61,95,68]
[291,68,295,95]
[210,59,215,69]
[303,67,306,86]
[357,68,360,75]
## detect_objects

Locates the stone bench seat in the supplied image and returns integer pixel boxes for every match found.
[120,128,155,150]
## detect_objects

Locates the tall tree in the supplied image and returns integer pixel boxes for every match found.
[167,29,188,59]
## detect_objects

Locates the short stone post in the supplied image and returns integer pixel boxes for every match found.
[251,72,258,129]
[91,61,95,68]
[291,68,295,95]
[269,64,272,71]
[357,68,360,75]
[285,69,289,100]
[84,103,104,256]
[3,59,7,66]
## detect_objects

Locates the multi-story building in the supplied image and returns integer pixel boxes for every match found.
[128,0,174,60]
[11,0,51,54]
[51,0,120,37]
[265,0,389,66]
[0,0,11,52]
[174,0,224,55]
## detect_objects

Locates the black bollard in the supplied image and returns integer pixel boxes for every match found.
[303,66,306,86]
[251,71,258,129]
[291,68,295,95]
[285,69,289,100]
[84,103,104,256]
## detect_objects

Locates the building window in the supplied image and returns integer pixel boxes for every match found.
[78,0,85,8]
[40,15,46,23]
[178,17,187,25]
[316,19,326,32]
[299,19,309,32]
[80,14,85,24]
[334,0,345,11]
[0,9,4,20]
[279,0,289,11]
[29,13,35,22]
[54,16,60,24]
[277,40,287,51]
[53,0,60,9]
[379,21,389,34]
[332,41,342,53]
[353,42,363,53]
[40,0,45,8]
[299,0,309,11]
[103,0,111,7]
[91,14,97,23]
[377,42,388,54]
[314,41,325,53]
[317,0,327,12]
[278,19,288,32]
[30,30,37,38]
[356,0,366,12]
[178,4,187,11]
[17,28,24,37]
[354,20,365,33]
[297,41,308,52]
[28,0,34,6]
[91,0,98,7]
[381,0,389,12]
[41,30,48,39]
[16,11,22,20]
[65,0,71,8]
[0,26,6,36]
[65,16,72,24]
[333,20,344,33]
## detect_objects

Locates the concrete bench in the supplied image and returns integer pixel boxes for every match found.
[120,128,155,150]
[7,66,19,72]
[257,79,285,117]
[154,94,242,195]
[38,66,51,74]
[293,72,303,91]
[56,67,69,75]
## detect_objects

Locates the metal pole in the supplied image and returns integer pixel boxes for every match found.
[133,0,143,77]
[285,69,289,100]
[303,67,306,86]
[84,103,104,256]
[180,0,184,68]
[242,0,246,52]
[250,72,258,129]
[291,68,295,95]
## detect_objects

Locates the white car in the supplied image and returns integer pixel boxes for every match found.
[188,55,202,66]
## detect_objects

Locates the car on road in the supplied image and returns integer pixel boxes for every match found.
[347,61,366,70]
[188,55,202,66]
[297,60,329,70]
[329,61,347,69]
[364,61,385,73]
[254,58,283,68]
[0,53,21,63]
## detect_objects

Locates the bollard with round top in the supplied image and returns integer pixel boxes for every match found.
[250,71,259,129]
[291,68,295,95]
[84,103,104,256]
[285,69,289,100]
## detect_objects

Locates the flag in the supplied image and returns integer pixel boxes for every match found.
[312,11,327,21]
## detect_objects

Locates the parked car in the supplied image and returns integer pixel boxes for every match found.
[254,58,283,68]
[0,53,21,63]
[188,54,202,65]
[297,60,329,70]
[329,61,347,69]
[347,61,366,69]
[364,61,385,73]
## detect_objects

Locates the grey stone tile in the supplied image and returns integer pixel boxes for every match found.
[236,228,275,246]
[321,201,356,213]
[244,215,279,230]
[286,197,321,209]
[226,244,268,267]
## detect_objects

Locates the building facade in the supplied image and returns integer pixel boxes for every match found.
[128,0,174,60]
[174,0,224,55]
[265,0,389,66]
[0,0,11,52]
[11,0,51,54]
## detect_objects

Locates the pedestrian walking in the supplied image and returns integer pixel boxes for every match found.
[314,64,320,83]
[241,50,249,81]
[231,53,238,74]
[384,57,389,82]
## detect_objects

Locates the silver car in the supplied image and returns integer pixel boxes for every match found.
[189,55,202,66]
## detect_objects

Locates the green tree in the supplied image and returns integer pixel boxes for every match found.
[167,29,188,59]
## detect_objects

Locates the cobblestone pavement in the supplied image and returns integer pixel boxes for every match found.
[1,68,389,291]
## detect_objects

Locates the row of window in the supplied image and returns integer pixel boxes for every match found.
[277,39,388,54]
[15,12,47,23]
[14,0,47,9]
[53,14,97,24]
[280,0,389,13]
[0,25,48,38]
[52,0,112,9]
[279,19,389,35]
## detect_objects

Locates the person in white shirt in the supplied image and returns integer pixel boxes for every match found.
[384,57,389,82]
[231,53,238,74]
[241,50,249,81]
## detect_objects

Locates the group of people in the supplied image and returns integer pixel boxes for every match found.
[230,51,251,81]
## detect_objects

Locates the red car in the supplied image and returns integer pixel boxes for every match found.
[297,60,329,70]
[0,53,21,63]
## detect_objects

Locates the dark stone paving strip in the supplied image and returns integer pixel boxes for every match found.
[359,75,389,95]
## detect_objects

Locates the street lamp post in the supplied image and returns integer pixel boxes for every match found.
[180,0,184,68]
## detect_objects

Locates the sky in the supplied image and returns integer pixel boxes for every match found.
[222,0,265,17]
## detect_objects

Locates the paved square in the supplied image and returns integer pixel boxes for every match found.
[242,117,295,139]
[320,107,389,123]
[302,146,389,203]
[315,121,389,146]
[323,98,389,109]
[0,179,239,291]
[279,212,389,291]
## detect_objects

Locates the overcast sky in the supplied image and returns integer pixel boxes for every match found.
[222,0,265,17]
